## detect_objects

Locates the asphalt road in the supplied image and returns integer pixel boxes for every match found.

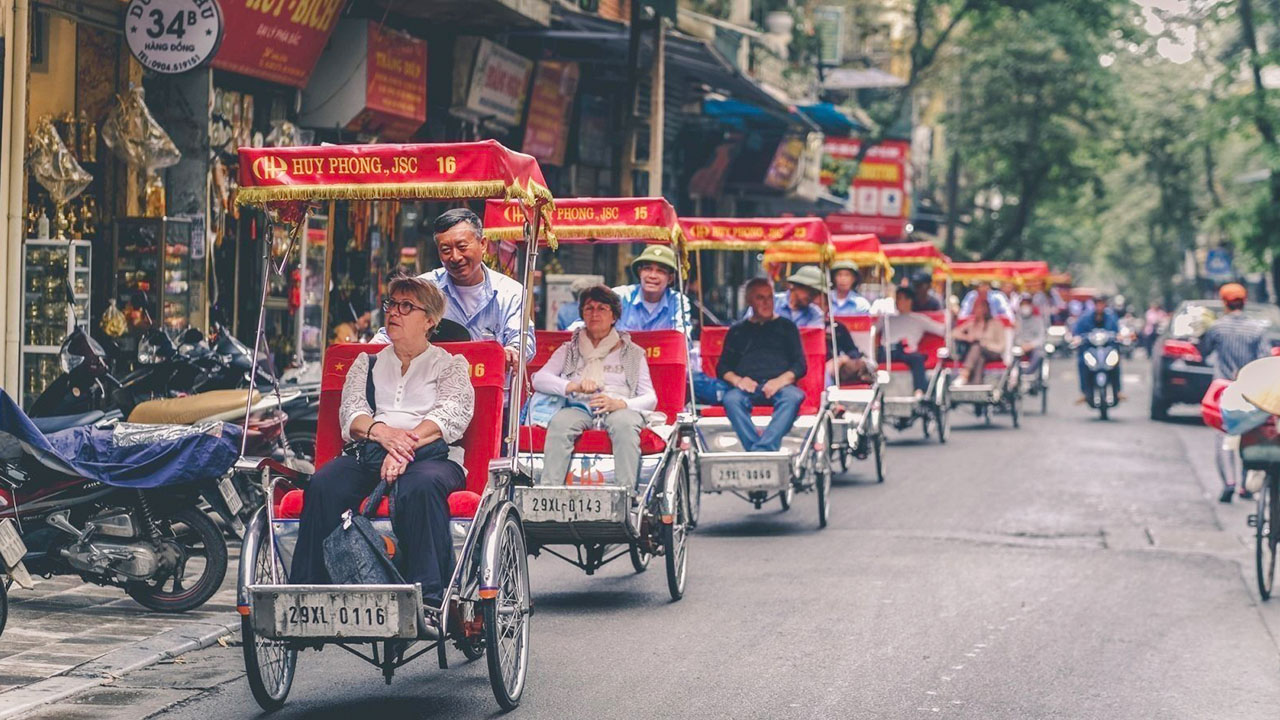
[24,356,1280,720]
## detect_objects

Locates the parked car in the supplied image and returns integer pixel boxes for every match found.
[1150,299,1280,420]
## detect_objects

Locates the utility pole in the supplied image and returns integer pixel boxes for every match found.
[620,2,666,197]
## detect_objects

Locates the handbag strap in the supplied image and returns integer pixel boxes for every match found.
[366,355,377,413]
[359,478,394,520]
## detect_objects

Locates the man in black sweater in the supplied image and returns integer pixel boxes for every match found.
[717,277,808,451]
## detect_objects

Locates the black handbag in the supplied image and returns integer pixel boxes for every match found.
[322,479,404,585]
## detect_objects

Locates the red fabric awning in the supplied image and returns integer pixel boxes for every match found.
[483,197,679,245]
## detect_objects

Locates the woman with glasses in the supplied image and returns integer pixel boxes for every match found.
[290,274,474,607]
[533,285,657,488]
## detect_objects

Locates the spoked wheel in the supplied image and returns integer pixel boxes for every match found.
[629,543,652,573]
[778,485,794,511]
[126,506,228,612]
[484,512,531,711]
[1041,382,1049,414]
[241,511,296,712]
[826,418,848,475]
[0,580,8,639]
[815,460,831,529]
[935,405,949,444]
[686,456,702,529]
[664,470,690,601]
[873,433,886,483]
[1257,476,1278,601]
[1010,393,1021,428]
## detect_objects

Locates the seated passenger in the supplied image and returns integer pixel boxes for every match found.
[1014,295,1047,378]
[718,278,808,452]
[910,271,944,312]
[953,292,1008,386]
[747,266,825,328]
[960,281,1015,322]
[614,245,692,333]
[830,261,872,315]
[812,292,874,386]
[881,287,947,397]
[291,275,474,606]
[533,285,656,489]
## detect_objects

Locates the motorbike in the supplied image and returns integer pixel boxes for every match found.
[0,420,241,615]
[27,327,123,419]
[1079,329,1122,420]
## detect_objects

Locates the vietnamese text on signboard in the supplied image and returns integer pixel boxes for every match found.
[211,0,343,88]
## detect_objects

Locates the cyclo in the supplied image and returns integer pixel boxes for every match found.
[947,261,1024,428]
[231,141,547,711]
[482,197,692,600]
[867,240,955,444]
[680,217,841,527]
[1004,261,1054,414]
[818,233,893,481]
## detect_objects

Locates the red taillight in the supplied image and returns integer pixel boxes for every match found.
[1271,346,1280,357]
[1163,339,1202,363]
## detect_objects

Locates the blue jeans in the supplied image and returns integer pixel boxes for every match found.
[722,384,806,452]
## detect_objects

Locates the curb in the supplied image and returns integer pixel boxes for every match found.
[0,618,240,720]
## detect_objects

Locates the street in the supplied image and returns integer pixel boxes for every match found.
[7,356,1280,719]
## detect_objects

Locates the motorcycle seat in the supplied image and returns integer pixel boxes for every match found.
[129,389,261,425]
[31,410,105,434]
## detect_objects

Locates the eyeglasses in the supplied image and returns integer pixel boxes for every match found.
[382,298,427,316]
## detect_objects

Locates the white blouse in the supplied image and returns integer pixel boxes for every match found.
[531,344,657,413]
[338,344,474,467]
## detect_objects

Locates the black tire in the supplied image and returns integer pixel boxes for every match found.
[1041,381,1049,414]
[1010,392,1021,428]
[874,433,886,483]
[664,471,690,601]
[1149,392,1169,421]
[0,580,7,639]
[284,431,315,467]
[1098,387,1110,421]
[686,456,702,529]
[458,630,486,661]
[1257,475,1277,601]
[126,506,227,612]
[484,512,531,711]
[778,485,794,511]
[935,405,949,444]
[629,543,651,573]
[816,462,831,529]
[241,514,296,711]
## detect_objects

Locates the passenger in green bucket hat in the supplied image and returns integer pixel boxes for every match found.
[761,265,825,328]
[613,244,691,333]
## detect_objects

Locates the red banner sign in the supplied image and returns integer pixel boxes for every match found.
[235,140,552,207]
[680,217,831,252]
[825,214,908,240]
[821,137,911,239]
[362,25,427,139]
[484,197,678,244]
[522,61,579,166]
[211,0,343,88]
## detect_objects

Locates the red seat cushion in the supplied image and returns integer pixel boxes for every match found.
[698,406,778,417]
[515,425,666,454]
[275,488,483,520]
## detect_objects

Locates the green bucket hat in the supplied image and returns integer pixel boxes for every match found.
[631,245,679,274]
[786,265,827,293]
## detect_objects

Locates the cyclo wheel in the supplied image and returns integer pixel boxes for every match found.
[778,484,794,510]
[0,579,8,639]
[935,405,949,444]
[1010,392,1021,428]
[1257,475,1277,600]
[685,454,702,529]
[629,544,651,573]
[664,468,690,601]
[873,432,886,484]
[241,510,296,712]
[484,511,531,711]
[815,456,831,529]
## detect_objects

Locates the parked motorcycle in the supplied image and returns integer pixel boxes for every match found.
[1079,329,1122,420]
[0,412,242,614]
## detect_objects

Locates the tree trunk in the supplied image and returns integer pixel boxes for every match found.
[943,149,961,255]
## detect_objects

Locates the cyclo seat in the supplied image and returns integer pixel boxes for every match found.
[275,342,505,522]
[129,389,260,424]
[515,329,687,455]
[696,326,826,416]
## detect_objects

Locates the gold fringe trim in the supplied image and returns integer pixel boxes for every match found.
[485,224,676,243]
[237,180,514,205]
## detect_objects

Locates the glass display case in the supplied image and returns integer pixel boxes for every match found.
[263,211,330,379]
[113,217,196,339]
[21,239,91,409]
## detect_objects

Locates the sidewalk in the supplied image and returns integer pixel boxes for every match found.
[0,543,242,719]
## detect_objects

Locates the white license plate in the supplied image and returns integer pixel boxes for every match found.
[712,463,778,489]
[0,518,28,569]
[521,491,616,523]
[272,591,399,638]
[217,476,244,516]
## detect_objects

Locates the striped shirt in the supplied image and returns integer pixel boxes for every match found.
[1199,312,1269,380]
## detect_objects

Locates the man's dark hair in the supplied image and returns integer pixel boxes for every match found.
[895,286,913,300]
[433,207,483,239]
[1227,299,1245,311]
[578,284,623,320]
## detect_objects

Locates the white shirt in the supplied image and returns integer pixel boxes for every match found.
[531,343,657,413]
[453,281,489,319]
[883,312,947,353]
[338,344,475,467]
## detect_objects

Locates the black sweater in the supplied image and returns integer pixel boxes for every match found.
[717,317,808,384]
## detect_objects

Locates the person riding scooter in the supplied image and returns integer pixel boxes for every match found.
[1073,298,1120,404]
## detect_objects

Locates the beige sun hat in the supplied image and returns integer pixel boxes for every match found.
[1237,356,1280,416]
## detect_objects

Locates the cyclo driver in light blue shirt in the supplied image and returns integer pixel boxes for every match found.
[374,208,534,367]
[766,265,827,329]
[829,260,872,316]
[612,244,691,333]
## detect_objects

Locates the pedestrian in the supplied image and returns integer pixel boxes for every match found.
[1199,283,1271,502]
